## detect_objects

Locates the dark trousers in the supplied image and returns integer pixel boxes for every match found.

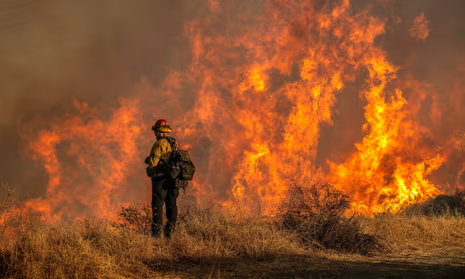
[151,176,179,238]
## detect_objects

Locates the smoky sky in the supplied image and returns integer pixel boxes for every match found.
[0,0,202,197]
[1,0,465,199]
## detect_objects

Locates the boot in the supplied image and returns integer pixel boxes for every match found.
[151,223,162,238]
[164,222,176,238]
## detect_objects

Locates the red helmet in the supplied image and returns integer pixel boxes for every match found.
[152,119,172,133]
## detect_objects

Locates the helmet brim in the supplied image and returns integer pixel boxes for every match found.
[153,126,172,133]
[158,127,172,133]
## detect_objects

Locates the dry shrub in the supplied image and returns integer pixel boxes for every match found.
[116,203,152,234]
[280,183,387,255]
[422,190,465,217]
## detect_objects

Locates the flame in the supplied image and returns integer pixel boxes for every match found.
[19,98,144,220]
[410,13,431,41]
[181,0,441,215]
[11,0,463,220]
[328,56,444,214]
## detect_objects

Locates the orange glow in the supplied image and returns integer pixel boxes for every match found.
[410,13,431,41]
[19,98,143,221]
[12,0,459,221]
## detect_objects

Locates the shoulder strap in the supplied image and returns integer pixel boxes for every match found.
[160,136,178,151]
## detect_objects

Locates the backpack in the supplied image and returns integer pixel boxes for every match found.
[157,137,196,184]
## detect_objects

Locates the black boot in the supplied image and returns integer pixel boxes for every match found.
[152,223,162,238]
[164,222,176,238]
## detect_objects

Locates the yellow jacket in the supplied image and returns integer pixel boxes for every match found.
[147,138,173,172]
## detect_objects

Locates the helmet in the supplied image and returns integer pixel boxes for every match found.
[152,119,172,133]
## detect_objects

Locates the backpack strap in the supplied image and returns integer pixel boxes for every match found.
[160,136,178,151]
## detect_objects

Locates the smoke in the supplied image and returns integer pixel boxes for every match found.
[1,0,465,214]
[0,0,199,197]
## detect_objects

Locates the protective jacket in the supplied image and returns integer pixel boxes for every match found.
[146,138,172,177]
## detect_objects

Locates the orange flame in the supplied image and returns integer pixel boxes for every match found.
[328,58,444,214]
[410,13,431,41]
[20,98,144,220]
[13,0,460,220]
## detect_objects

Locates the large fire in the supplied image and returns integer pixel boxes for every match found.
[6,0,465,221]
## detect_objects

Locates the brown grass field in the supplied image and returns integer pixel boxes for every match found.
[1,183,465,278]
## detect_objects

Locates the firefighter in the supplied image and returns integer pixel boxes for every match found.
[145,119,179,238]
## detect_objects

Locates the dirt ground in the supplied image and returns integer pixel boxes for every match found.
[150,248,465,279]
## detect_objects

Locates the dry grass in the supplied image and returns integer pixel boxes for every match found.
[2,217,156,278]
[0,180,16,216]
[0,204,301,278]
[1,183,465,278]
[361,190,465,257]
[360,214,465,253]
[173,206,302,258]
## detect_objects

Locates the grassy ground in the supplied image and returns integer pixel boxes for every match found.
[0,207,464,278]
[1,183,464,278]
